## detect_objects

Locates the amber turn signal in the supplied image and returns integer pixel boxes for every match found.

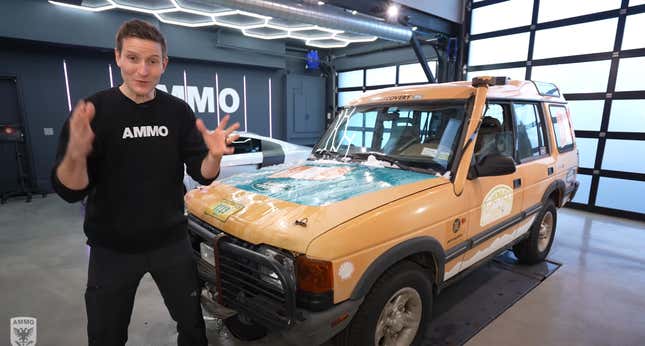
[296,255,333,293]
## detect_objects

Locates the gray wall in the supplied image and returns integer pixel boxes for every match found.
[0,0,326,192]
[0,45,289,191]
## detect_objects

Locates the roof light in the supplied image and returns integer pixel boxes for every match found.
[472,76,510,87]
[317,1,325,5]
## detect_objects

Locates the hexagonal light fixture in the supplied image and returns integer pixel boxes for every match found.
[214,13,268,30]
[49,0,114,12]
[49,0,379,48]
[155,10,214,27]
[243,26,290,40]
[267,18,313,31]
[109,0,176,13]
[172,0,231,15]
[306,38,350,49]
[289,26,341,40]
[335,32,379,43]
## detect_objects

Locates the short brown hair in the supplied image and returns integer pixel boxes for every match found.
[115,19,167,57]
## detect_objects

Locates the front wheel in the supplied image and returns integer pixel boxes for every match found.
[335,261,433,346]
[513,199,557,264]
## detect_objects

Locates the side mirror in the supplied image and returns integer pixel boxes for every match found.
[470,154,516,178]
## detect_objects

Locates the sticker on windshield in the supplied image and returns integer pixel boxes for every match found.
[205,200,244,222]
[270,165,352,181]
[480,185,513,227]
[421,147,437,157]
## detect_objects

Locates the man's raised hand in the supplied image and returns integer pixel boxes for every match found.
[196,115,240,158]
[66,100,95,161]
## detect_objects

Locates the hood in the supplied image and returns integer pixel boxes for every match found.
[186,161,449,253]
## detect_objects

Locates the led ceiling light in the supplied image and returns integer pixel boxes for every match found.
[48,0,379,48]
[290,29,337,40]
[334,32,378,43]
[49,0,115,12]
[211,9,270,20]
[242,26,289,40]
[107,0,176,14]
[213,14,268,30]
[154,11,214,27]
[306,38,349,49]
[267,18,314,31]
[387,4,399,19]
[171,0,231,15]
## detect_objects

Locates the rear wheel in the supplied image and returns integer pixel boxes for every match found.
[513,199,557,264]
[335,261,433,346]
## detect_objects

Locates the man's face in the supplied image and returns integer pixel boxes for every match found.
[115,37,167,98]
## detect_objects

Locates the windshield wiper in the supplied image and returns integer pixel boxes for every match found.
[312,148,340,159]
[349,152,438,174]
[349,151,434,174]
[349,151,407,168]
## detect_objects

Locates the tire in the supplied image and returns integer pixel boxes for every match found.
[513,199,557,264]
[224,313,267,341]
[334,261,433,346]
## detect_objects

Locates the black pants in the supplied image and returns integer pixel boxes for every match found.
[85,237,208,346]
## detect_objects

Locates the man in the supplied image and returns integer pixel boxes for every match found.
[51,19,239,345]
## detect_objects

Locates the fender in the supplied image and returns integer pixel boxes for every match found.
[542,179,565,207]
[350,236,445,300]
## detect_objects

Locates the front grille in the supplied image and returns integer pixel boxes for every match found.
[187,214,297,330]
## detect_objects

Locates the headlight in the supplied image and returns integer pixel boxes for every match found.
[257,246,295,290]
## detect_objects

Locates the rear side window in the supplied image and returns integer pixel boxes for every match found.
[549,105,575,152]
[513,103,549,161]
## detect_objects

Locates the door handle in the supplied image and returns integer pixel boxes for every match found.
[513,178,522,189]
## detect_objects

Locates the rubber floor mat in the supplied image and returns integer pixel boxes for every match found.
[424,251,561,346]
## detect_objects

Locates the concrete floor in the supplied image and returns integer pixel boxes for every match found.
[0,196,644,346]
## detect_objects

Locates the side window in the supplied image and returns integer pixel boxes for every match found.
[232,137,261,154]
[549,104,575,152]
[474,103,514,160]
[513,103,549,161]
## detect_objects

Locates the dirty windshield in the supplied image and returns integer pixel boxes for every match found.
[314,102,469,174]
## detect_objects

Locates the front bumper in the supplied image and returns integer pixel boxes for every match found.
[188,215,297,330]
[187,214,362,344]
[200,286,363,345]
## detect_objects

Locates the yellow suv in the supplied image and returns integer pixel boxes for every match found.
[185,77,579,345]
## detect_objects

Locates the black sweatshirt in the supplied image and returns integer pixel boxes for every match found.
[51,87,215,253]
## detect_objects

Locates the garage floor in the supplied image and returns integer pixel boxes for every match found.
[1,196,644,346]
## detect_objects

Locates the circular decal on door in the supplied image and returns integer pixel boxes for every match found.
[480,184,513,227]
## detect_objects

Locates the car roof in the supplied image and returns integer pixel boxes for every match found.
[349,80,566,106]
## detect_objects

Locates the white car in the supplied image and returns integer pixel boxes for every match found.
[183,132,312,191]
